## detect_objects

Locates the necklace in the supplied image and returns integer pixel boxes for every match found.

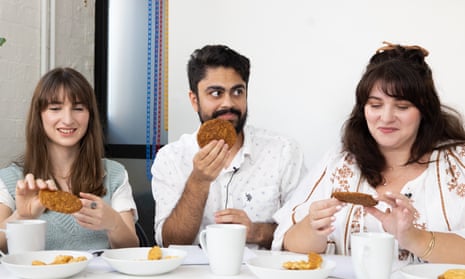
[382,164,410,186]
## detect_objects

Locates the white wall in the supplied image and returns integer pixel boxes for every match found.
[0,1,40,166]
[168,0,465,168]
[0,0,94,167]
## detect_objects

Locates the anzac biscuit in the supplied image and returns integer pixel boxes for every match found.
[51,255,74,265]
[31,255,87,266]
[32,260,46,266]
[147,245,163,260]
[438,269,465,279]
[282,252,323,270]
[39,189,83,214]
[197,118,237,148]
[331,191,378,207]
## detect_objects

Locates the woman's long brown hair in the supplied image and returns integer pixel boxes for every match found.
[342,43,465,187]
[22,67,106,196]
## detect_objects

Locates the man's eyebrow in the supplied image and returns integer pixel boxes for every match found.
[206,85,225,91]
[231,84,246,90]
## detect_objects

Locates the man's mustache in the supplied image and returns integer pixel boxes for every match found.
[212,108,241,119]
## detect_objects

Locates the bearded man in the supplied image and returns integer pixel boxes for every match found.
[151,45,307,249]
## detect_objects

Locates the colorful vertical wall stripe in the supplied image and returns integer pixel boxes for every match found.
[146,0,168,180]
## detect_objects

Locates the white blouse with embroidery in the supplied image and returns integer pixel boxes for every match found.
[272,144,465,258]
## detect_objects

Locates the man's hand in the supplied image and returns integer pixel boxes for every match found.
[191,140,230,183]
[215,208,276,248]
[215,208,252,228]
[162,140,232,246]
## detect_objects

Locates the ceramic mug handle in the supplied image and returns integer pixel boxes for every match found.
[198,229,208,255]
[0,231,6,258]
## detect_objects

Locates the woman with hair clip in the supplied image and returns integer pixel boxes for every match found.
[272,42,465,264]
[0,67,139,252]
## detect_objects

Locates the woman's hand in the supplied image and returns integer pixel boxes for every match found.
[74,192,139,248]
[73,192,119,232]
[283,197,344,253]
[15,174,57,219]
[365,191,417,247]
[307,198,344,237]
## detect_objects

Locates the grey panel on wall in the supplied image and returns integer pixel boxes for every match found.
[107,0,149,145]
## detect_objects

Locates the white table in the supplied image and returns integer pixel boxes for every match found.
[0,248,407,279]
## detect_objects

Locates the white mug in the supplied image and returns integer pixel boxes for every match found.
[0,219,46,254]
[199,224,246,276]
[351,232,395,279]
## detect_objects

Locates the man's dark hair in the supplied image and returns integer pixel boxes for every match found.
[187,45,250,94]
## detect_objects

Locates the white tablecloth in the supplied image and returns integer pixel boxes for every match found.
[0,246,407,279]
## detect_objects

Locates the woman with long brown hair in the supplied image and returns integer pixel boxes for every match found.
[0,67,138,252]
[273,42,465,264]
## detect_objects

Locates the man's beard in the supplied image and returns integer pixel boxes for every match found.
[198,108,247,134]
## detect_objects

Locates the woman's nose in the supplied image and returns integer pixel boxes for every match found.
[61,108,74,124]
[380,106,395,122]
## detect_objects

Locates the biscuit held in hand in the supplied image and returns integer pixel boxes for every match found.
[331,191,378,207]
[39,189,83,213]
[197,118,237,148]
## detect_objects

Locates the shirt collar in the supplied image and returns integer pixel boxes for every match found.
[228,125,255,168]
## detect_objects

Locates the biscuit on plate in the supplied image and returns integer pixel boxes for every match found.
[197,118,237,148]
[147,246,162,260]
[331,191,378,207]
[282,251,323,270]
[438,269,465,279]
[39,189,82,214]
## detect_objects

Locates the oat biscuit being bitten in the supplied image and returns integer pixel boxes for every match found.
[39,189,83,214]
[331,191,378,207]
[147,245,163,260]
[197,118,237,148]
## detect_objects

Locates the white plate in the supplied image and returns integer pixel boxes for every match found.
[0,250,92,279]
[400,263,465,279]
[246,254,336,279]
[102,247,187,276]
